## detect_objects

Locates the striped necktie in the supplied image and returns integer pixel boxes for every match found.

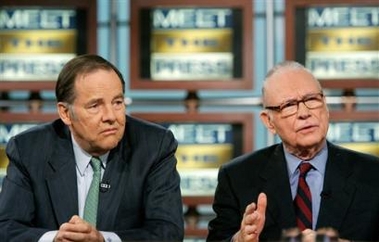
[83,156,101,227]
[294,162,313,230]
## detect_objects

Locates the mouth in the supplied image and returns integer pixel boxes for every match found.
[101,128,118,135]
[296,124,317,132]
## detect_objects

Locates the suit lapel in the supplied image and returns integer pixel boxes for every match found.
[260,145,297,229]
[45,125,78,226]
[260,143,357,231]
[97,141,131,230]
[316,143,356,229]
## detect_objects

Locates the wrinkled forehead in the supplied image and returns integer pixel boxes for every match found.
[263,69,321,103]
[75,67,111,81]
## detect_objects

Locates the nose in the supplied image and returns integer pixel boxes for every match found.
[296,101,311,118]
[102,104,116,122]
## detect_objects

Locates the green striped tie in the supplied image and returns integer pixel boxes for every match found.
[83,156,101,227]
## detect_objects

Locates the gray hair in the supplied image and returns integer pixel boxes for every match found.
[261,60,320,97]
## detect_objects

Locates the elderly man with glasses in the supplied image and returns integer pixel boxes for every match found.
[207,61,379,242]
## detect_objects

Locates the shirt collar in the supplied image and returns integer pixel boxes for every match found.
[71,134,109,176]
[284,141,328,177]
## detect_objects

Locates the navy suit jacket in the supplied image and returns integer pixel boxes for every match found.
[0,115,184,241]
[207,142,379,241]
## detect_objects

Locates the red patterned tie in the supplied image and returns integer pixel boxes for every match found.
[294,162,313,230]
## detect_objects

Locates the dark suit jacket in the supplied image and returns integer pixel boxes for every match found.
[0,115,184,241]
[207,142,379,241]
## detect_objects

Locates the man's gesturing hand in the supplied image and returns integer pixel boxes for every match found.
[234,193,267,242]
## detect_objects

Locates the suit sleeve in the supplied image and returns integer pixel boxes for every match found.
[207,166,243,242]
[115,129,184,241]
[0,137,48,241]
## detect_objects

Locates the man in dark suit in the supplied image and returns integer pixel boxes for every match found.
[207,61,379,242]
[0,54,184,241]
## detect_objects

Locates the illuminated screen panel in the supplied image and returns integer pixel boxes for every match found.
[295,5,379,80]
[285,1,379,89]
[159,122,244,196]
[130,112,253,196]
[139,7,243,81]
[0,7,88,82]
[327,121,379,157]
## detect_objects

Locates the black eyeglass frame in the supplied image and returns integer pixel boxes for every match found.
[264,92,325,116]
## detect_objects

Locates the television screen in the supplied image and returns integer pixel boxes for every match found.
[0,0,97,91]
[131,112,253,196]
[139,7,243,81]
[130,0,253,90]
[286,1,379,88]
[160,122,244,196]
[0,6,92,83]
[303,6,379,80]
[327,121,379,156]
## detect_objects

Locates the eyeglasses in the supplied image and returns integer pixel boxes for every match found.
[264,93,324,117]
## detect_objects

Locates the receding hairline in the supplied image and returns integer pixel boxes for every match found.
[266,61,310,79]
[261,61,320,97]
[55,54,125,103]
[76,66,115,81]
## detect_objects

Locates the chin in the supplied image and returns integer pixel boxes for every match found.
[299,139,324,149]
[100,138,120,150]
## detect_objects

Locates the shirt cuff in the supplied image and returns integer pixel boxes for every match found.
[38,231,121,242]
[38,231,58,242]
[100,231,122,242]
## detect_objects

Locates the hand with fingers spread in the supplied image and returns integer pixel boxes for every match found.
[233,193,267,242]
[54,215,104,242]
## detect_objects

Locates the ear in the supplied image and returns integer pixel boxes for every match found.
[324,100,330,120]
[260,110,277,135]
[57,102,72,125]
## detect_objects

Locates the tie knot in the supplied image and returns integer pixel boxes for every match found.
[91,156,102,173]
[298,162,312,176]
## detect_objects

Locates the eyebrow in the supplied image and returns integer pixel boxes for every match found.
[112,94,125,101]
[85,98,102,106]
[86,93,124,103]
[281,93,321,103]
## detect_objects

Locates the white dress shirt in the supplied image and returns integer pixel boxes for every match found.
[38,135,121,242]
